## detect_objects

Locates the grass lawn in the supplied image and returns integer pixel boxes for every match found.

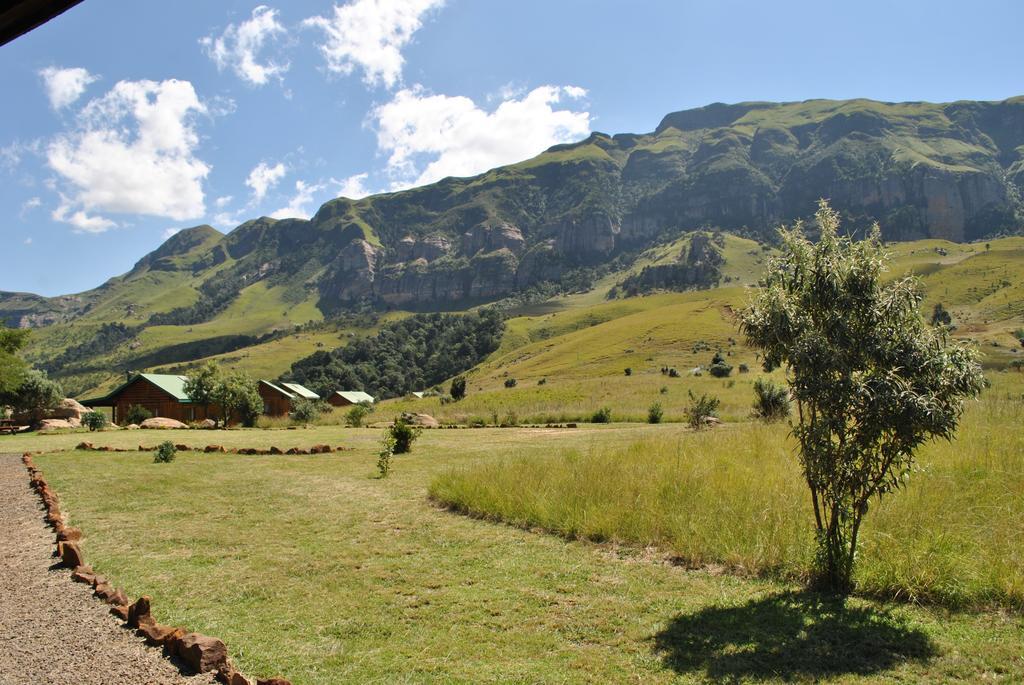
[11,422,1023,684]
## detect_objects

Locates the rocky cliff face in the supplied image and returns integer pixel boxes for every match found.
[5,97,1024,321]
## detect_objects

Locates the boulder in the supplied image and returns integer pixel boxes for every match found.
[76,441,94,450]
[51,398,90,421]
[205,445,226,453]
[125,423,140,430]
[400,412,439,428]
[195,418,217,429]
[310,444,332,454]
[140,417,188,429]
[110,604,129,621]
[177,633,228,673]
[269,446,282,455]
[38,418,79,431]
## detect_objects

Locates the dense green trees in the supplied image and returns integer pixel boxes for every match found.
[284,309,503,399]
[740,201,984,593]
[185,363,262,426]
[0,325,31,410]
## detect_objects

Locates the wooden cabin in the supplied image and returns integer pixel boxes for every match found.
[81,373,217,425]
[326,390,375,408]
[258,380,320,417]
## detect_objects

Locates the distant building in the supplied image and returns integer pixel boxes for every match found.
[326,390,375,408]
[258,380,320,416]
[81,373,216,425]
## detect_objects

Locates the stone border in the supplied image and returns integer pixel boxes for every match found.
[75,442,347,455]
[21,452,291,685]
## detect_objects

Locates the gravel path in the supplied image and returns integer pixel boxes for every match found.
[0,454,216,685]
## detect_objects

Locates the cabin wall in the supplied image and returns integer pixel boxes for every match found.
[110,379,217,425]
[327,395,354,407]
[258,385,293,417]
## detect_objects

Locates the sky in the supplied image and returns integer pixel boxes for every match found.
[1,0,1022,296]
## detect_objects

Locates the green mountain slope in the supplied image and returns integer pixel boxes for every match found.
[3,97,1024,397]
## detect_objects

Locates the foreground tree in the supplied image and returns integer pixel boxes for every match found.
[212,372,263,427]
[184,362,220,422]
[10,369,63,421]
[0,326,31,409]
[740,200,983,594]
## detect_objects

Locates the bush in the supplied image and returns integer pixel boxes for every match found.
[500,412,519,427]
[389,417,422,454]
[291,398,323,425]
[738,363,750,374]
[153,441,176,463]
[504,378,517,388]
[647,402,663,424]
[709,362,733,378]
[659,385,668,394]
[624,367,632,376]
[82,411,107,432]
[377,431,395,478]
[685,391,720,430]
[591,406,612,424]
[668,368,681,378]
[537,377,547,385]
[753,378,790,421]
[125,404,153,426]
[346,403,371,427]
[450,376,467,401]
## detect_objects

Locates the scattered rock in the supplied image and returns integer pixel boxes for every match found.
[140,417,189,429]
[57,526,82,542]
[177,633,228,673]
[125,423,140,430]
[138,618,185,647]
[174,444,190,451]
[269,446,282,455]
[205,445,226,453]
[71,565,96,584]
[127,595,152,628]
[310,444,332,454]
[256,679,292,685]
[110,603,130,621]
[58,541,85,568]
[76,441,94,450]
[195,418,217,429]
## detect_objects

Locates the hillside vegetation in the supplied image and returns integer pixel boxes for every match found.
[2,97,1023,397]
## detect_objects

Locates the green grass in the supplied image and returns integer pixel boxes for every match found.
[16,422,1024,683]
[430,379,1024,611]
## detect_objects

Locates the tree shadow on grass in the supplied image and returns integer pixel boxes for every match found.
[653,590,936,683]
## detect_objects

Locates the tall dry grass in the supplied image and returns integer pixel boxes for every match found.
[431,389,1024,609]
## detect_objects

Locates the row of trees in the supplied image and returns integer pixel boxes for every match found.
[284,309,503,399]
[183,362,263,427]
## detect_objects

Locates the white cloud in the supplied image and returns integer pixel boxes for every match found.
[39,66,99,109]
[201,5,289,86]
[304,0,444,88]
[162,227,182,240]
[246,161,287,202]
[270,179,324,219]
[46,78,211,233]
[332,172,371,199]
[214,195,233,208]
[372,84,591,188]
[19,196,41,218]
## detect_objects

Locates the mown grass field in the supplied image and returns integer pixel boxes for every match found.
[7,411,1024,684]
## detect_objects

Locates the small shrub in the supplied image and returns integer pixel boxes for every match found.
[668,368,681,378]
[624,367,632,376]
[346,403,371,427]
[659,385,668,394]
[450,376,467,401]
[125,404,153,426]
[500,412,519,427]
[738,363,750,374]
[389,417,422,454]
[647,402,663,424]
[537,377,547,385]
[82,411,107,432]
[291,398,323,425]
[685,391,720,430]
[591,406,612,424]
[504,378,518,388]
[753,378,791,421]
[709,351,732,377]
[153,441,176,463]
[377,431,395,478]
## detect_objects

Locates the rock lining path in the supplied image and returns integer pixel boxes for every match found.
[0,453,215,685]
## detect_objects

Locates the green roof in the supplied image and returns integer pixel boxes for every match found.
[82,373,192,406]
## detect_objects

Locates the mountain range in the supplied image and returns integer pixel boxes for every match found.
[3,96,1023,395]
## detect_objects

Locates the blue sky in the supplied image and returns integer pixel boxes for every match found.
[1,0,1022,296]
